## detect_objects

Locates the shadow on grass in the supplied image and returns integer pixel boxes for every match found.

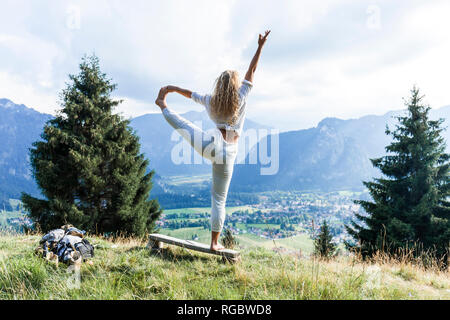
[148,246,216,264]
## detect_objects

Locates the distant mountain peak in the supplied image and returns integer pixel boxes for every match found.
[0,98,17,108]
[0,98,30,111]
[317,117,345,129]
[0,98,53,117]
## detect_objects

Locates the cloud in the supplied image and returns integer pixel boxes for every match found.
[0,71,57,113]
[0,0,449,130]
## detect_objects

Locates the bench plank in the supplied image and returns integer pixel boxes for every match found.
[148,233,240,260]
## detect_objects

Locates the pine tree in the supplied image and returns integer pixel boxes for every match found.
[346,87,450,264]
[314,220,336,259]
[22,55,161,236]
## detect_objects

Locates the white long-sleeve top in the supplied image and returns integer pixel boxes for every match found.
[191,79,253,136]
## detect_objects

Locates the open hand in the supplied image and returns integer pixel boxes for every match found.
[258,30,271,47]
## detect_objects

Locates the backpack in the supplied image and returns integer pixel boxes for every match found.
[40,228,65,245]
[56,235,94,262]
[39,227,94,263]
[65,227,86,238]
[75,239,95,260]
[39,229,65,257]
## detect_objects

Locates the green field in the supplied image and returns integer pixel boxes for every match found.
[243,223,280,230]
[159,226,315,255]
[0,210,24,227]
[233,233,314,254]
[162,174,211,186]
[160,205,315,254]
[160,227,211,243]
[0,199,26,229]
[163,205,256,216]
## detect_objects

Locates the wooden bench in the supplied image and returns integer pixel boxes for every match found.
[147,233,240,263]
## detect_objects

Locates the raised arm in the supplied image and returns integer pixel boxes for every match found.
[160,85,210,108]
[163,85,193,99]
[245,30,270,83]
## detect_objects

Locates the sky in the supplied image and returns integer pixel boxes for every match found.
[0,0,449,131]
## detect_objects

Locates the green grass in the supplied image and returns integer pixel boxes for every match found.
[264,234,314,253]
[1,234,448,300]
[234,233,271,248]
[233,233,314,254]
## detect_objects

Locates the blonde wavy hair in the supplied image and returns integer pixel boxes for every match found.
[210,70,240,125]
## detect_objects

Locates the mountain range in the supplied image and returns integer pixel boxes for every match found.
[0,98,449,208]
[230,106,450,192]
[130,110,271,176]
[0,99,52,208]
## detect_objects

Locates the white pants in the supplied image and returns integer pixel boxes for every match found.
[162,108,238,232]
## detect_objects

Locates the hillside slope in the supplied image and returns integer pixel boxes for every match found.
[0,234,448,300]
[0,99,52,207]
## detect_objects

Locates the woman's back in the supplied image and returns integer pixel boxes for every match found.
[191,79,253,138]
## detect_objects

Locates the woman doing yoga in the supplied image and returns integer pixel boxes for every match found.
[155,30,270,251]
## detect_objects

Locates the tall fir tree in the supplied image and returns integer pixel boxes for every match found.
[22,55,161,236]
[346,87,450,264]
[314,220,337,259]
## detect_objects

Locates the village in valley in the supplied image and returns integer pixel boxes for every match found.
[156,190,365,246]
[2,189,364,249]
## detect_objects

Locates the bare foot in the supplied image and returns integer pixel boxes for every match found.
[210,243,225,251]
[155,87,168,110]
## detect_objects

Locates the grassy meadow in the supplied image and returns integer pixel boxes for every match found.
[0,234,449,300]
